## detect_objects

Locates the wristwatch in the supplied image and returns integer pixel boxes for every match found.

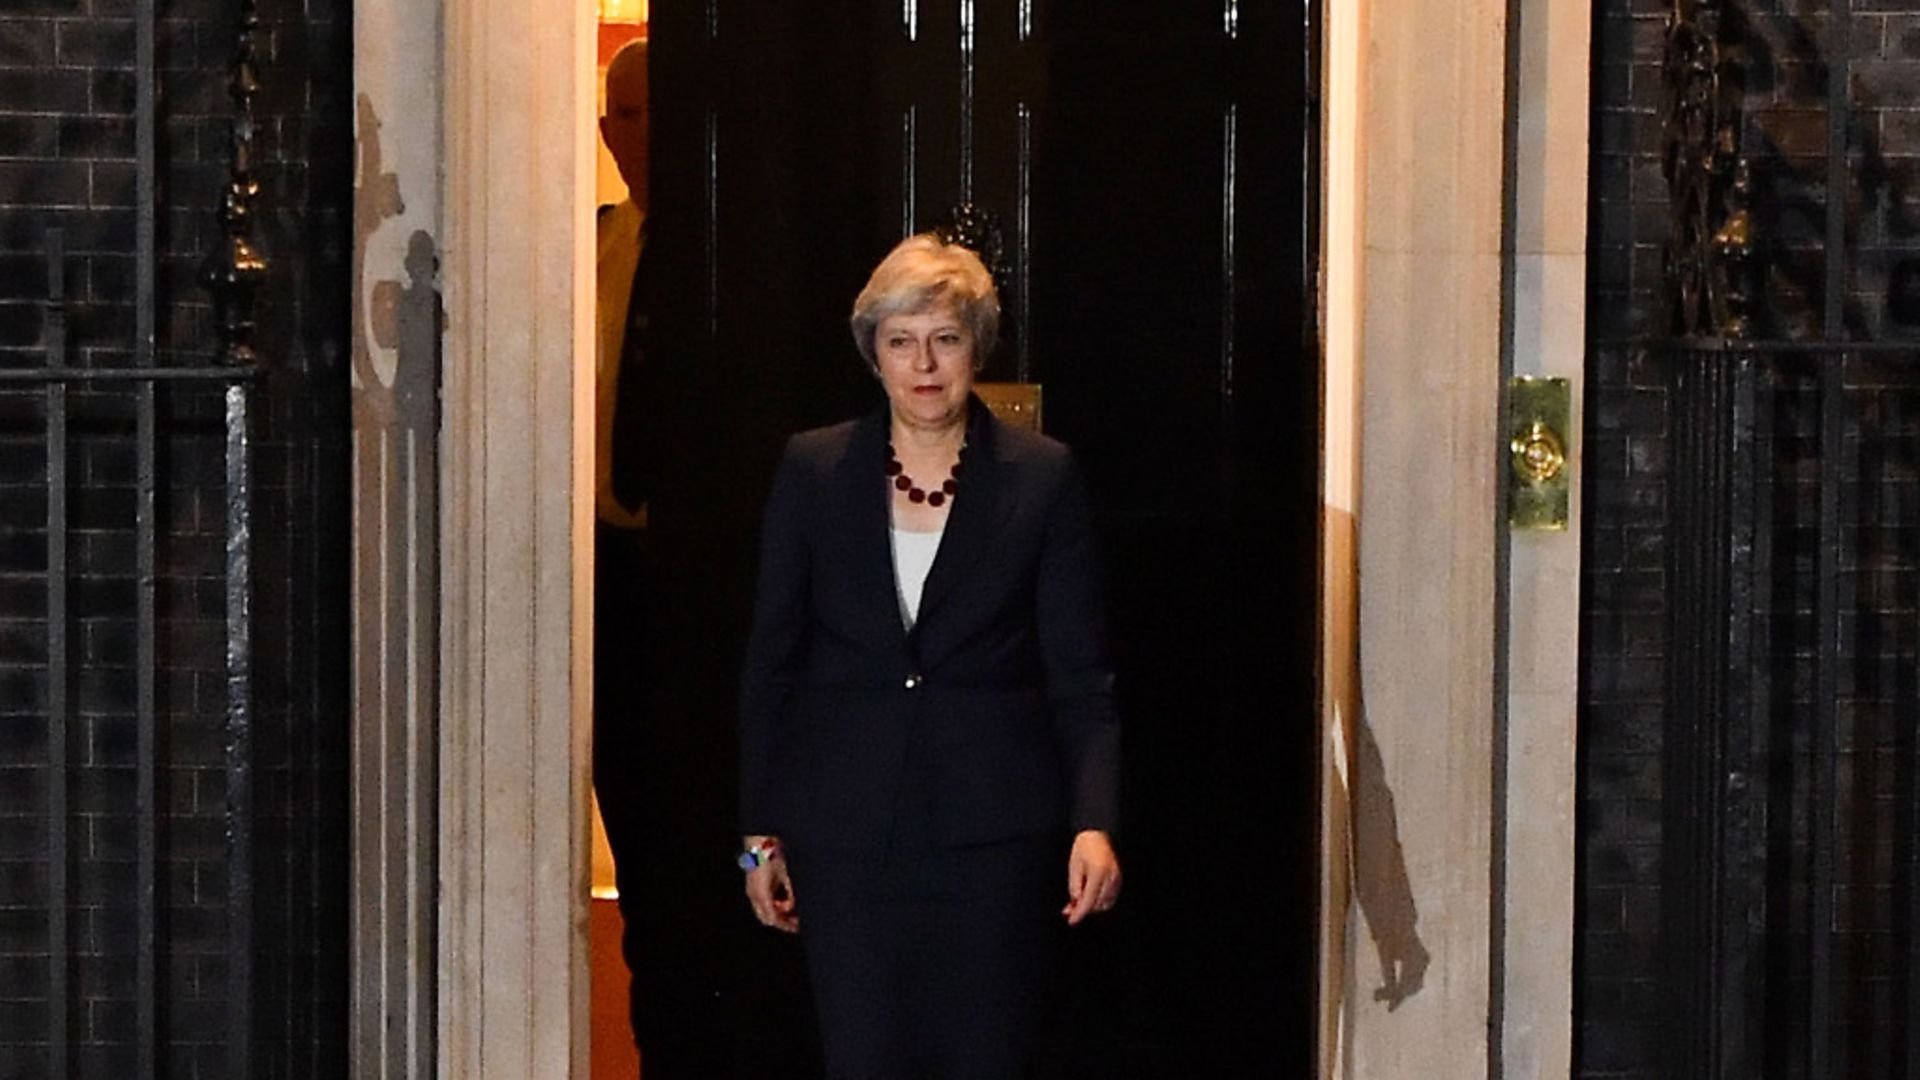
[737,836,780,872]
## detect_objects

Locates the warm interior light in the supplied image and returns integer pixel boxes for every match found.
[599,0,646,24]
[594,0,647,83]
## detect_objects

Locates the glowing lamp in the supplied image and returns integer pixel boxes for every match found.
[598,0,646,24]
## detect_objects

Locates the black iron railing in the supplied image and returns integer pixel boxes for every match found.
[0,254,260,1080]
[0,0,266,1072]
[1665,338,1920,1079]
[1658,0,1920,1068]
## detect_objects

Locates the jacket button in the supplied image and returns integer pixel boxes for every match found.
[904,675,920,689]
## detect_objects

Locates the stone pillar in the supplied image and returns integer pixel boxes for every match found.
[435,0,596,1075]
[1322,0,1590,1073]
[1329,0,1510,1074]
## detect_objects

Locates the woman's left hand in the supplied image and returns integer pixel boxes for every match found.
[1062,829,1121,925]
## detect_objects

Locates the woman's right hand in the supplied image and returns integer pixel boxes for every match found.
[743,835,799,933]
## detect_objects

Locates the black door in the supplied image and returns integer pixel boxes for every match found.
[649,2,1317,1073]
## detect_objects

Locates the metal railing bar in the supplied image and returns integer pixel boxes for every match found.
[1825,0,1853,342]
[1679,354,1705,1076]
[134,0,158,1063]
[1666,349,1718,1077]
[1704,354,1718,1078]
[1749,355,1777,1066]
[223,384,253,1080]
[43,229,70,1080]
[1908,389,1920,1080]
[1811,0,1852,1065]
[0,367,262,383]
[1674,355,1704,1076]
[134,397,158,1075]
[209,3,264,1067]
[1724,355,1763,1076]
[1701,355,1720,1076]
[1909,565,1920,1080]
[134,401,158,1065]
[1711,355,1730,1077]
[1810,355,1842,1078]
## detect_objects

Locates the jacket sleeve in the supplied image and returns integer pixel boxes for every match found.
[737,438,812,836]
[1036,450,1122,835]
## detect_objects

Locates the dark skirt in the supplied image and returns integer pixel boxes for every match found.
[788,823,1065,1080]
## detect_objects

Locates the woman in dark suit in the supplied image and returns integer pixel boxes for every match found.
[738,233,1122,1078]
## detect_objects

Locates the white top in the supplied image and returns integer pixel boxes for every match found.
[890,526,946,630]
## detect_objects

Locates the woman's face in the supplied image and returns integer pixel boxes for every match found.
[874,303,976,433]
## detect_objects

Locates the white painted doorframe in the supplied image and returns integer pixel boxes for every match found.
[346,0,1592,1074]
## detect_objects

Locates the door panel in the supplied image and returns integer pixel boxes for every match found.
[650,2,1315,1071]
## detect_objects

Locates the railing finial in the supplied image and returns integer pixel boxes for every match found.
[204,0,267,367]
[1662,0,1753,340]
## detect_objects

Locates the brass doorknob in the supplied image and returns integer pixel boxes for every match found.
[1510,420,1566,485]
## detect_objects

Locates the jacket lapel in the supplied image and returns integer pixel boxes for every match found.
[837,409,912,647]
[911,398,1010,638]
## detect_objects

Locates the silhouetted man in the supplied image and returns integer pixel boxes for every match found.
[593,39,818,1078]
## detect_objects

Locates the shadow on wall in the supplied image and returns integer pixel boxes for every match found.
[1324,506,1430,1058]
[353,92,442,424]
[351,86,443,741]
[1349,695,1430,1009]
[346,89,445,1077]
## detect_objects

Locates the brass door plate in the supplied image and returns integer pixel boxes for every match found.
[1508,376,1571,531]
[975,382,1043,433]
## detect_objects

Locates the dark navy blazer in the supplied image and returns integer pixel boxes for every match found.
[737,399,1121,854]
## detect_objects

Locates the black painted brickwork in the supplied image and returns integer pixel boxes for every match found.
[1579,5,1670,1075]
[1579,2,1920,1077]
[0,0,350,1076]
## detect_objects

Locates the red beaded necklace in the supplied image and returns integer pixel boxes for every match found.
[887,444,965,507]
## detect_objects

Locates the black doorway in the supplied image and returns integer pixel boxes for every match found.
[646,2,1319,1073]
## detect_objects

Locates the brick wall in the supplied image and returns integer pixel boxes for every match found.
[0,0,350,1075]
[1578,3,1669,1075]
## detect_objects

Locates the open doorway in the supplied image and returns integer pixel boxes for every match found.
[356,0,1318,1071]
[584,1,1322,1074]
[588,12,647,1079]
[588,6,823,1076]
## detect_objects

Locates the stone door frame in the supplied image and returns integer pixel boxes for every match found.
[434,0,598,1074]
[353,0,596,1076]
[1317,0,1590,1075]
[345,0,1594,1074]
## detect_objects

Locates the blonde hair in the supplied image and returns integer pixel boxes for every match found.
[849,233,1000,370]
